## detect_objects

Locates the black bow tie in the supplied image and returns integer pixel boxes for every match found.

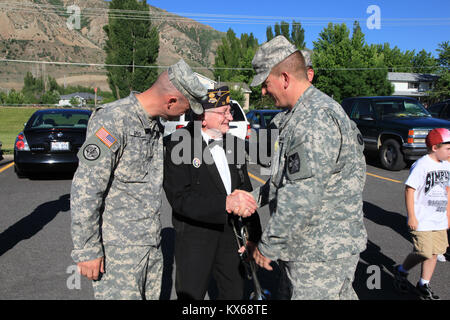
[208,138,223,148]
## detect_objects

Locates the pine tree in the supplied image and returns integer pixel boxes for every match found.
[291,20,306,49]
[280,21,290,40]
[104,0,159,99]
[266,26,274,42]
[266,21,305,50]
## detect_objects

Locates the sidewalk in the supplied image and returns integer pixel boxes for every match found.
[0,154,13,167]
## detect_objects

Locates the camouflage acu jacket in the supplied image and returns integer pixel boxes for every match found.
[253,85,367,263]
[70,93,163,263]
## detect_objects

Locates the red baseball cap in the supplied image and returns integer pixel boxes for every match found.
[426,128,450,148]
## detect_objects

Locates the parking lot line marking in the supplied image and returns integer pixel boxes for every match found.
[0,162,14,173]
[249,169,402,186]
[366,172,402,184]
[248,172,266,184]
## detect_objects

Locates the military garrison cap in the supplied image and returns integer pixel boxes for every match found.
[301,50,312,68]
[250,35,299,87]
[168,59,208,114]
[203,86,231,110]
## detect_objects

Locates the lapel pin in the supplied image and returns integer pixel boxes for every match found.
[192,157,201,168]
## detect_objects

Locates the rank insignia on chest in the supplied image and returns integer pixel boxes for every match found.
[288,152,300,174]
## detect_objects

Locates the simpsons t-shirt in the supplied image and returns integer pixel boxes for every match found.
[405,155,450,231]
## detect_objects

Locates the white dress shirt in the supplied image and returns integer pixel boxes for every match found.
[201,130,232,195]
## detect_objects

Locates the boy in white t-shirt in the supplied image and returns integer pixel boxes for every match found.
[394,128,450,300]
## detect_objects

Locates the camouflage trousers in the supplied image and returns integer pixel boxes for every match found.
[92,245,163,300]
[277,254,360,300]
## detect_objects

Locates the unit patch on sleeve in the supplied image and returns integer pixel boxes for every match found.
[83,144,101,161]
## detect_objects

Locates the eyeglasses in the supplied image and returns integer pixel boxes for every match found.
[205,109,234,117]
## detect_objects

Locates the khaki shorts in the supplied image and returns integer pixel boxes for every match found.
[411,230,449,259]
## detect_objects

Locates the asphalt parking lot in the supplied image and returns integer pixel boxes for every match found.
[0,154,449,300]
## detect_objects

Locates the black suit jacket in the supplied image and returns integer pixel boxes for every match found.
[163,121,261,242]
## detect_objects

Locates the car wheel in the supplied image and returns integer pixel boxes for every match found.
[379,139,406,171]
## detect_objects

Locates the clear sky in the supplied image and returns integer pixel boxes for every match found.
[148,0,450,57]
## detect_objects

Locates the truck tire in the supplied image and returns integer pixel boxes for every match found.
[379,139,406,171]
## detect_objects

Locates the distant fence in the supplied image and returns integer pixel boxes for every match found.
[0,104,95,110]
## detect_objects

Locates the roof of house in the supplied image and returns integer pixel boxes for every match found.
[60,92,103,100]
[194,72,252,93]
[391,91,429,97]
[387,72,440,82]
[216,82,252,93]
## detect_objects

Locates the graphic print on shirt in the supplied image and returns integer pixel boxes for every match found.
[425,170,449,213]
[425,170,449,194]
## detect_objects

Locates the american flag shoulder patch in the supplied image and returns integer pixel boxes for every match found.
[95,127,117,148]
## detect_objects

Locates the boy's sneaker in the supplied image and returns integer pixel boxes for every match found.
[415,282,440,300]
[437,254,446,262]
[393,265,409,293]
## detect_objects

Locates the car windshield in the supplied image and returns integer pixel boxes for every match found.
[29,111,90,129]
[374,100,431,119]
[230,102,245,121]
[263,113,278,126]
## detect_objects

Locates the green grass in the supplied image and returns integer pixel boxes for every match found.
[0,107,40,154]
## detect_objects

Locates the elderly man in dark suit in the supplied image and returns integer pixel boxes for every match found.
[163,86,262,300]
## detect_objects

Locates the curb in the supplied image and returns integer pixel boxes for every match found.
[0,154,14,167]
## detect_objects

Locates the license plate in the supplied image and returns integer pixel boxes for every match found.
[51,141,70,151]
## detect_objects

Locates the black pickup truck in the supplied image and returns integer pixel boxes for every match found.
[341,96,450,171]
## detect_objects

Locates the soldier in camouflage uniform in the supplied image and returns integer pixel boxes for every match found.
[268,49,314,150]
[245,36,367,299]
[70,59,208,300]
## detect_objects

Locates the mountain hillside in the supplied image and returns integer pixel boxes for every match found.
[0,0,225,92]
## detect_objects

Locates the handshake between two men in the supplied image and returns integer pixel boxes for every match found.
[225,189,257,217]
[225,189,273,271]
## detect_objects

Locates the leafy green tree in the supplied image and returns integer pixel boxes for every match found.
[374,43,415,72]
[230,87,245,107]
[280,21,290,40]
[21,72,60,104]
[430,41,450,101]
[313,22,393,102]
[104,0,159,99]
[291,20,306,49]
[22,72,44,100]
[69,96,81,106]
[437,41,450,68]
[274,23,281,37]
[214,29,258,84]
[412,49,439,73]
[266,26,274,42]
[41,90,60,105]
[0,92,7,104]
[214,29,267,107]
[266,21,305,49]
[5,89,25,105]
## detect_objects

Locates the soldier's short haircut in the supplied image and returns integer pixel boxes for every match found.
[155,71,188,102]
[271,51,308,81]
